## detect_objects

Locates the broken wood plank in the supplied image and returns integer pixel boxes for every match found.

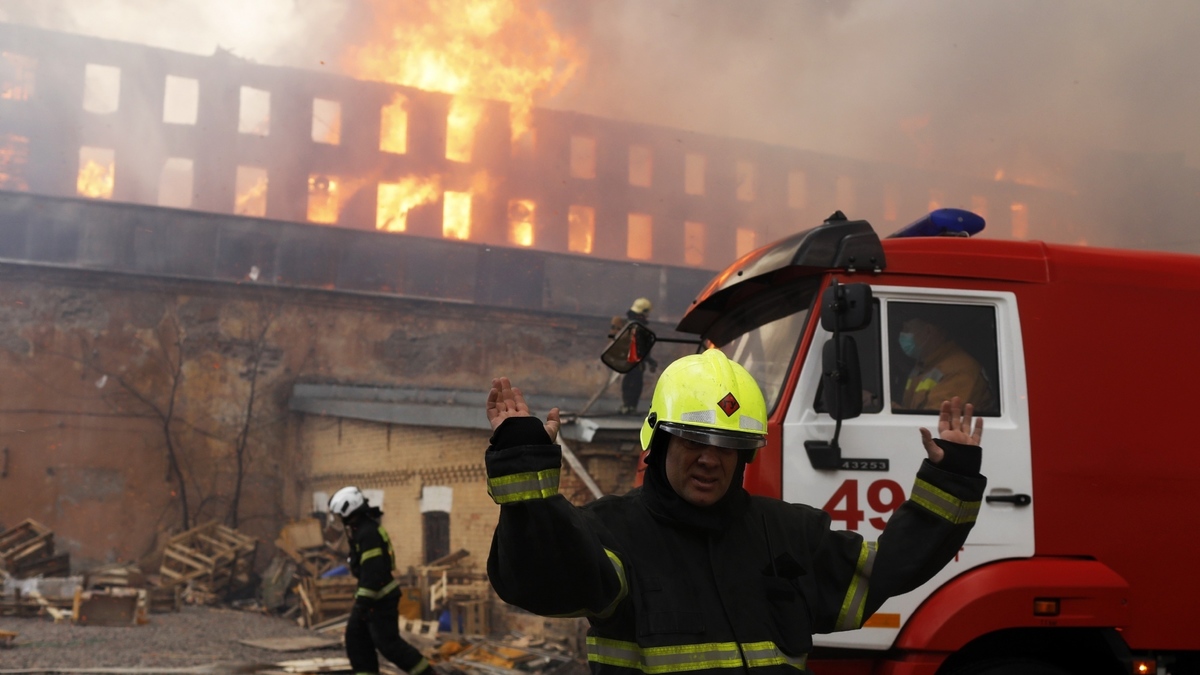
[238,636,341,652]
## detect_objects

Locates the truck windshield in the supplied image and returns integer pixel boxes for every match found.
[710,278,818,414]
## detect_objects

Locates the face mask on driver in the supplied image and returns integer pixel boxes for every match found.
[898,331,918,358]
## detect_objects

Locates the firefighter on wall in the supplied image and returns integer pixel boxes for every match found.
[329,486,431,675]
[482,350,987,674]
[618,297,657,415]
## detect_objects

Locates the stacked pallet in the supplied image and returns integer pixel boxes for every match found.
[0,519,69,579]
[159,521,258,603]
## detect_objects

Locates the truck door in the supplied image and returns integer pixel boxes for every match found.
[783,285,1034,650]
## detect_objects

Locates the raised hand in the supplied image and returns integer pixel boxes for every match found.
[487,377,560,442]
[918,396,983,463]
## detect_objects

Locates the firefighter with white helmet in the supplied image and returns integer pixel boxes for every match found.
[482,349,987,674]
[328,486,431,675]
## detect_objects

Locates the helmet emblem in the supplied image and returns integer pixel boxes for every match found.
[717,393,740,416]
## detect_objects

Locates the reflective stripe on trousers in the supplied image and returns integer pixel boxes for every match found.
[587,637,807,673]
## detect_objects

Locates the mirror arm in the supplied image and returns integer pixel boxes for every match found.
[654,337,704,345]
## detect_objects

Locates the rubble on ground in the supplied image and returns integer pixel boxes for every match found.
[0,517,589,675]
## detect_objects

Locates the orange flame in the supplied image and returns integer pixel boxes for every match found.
[347,0,584,142]
[236,174,269,217]
[77,159,115,199]
[377,175,442,231]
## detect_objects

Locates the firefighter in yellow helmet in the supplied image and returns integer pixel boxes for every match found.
[483,349,987,675]
[619,297,656,415]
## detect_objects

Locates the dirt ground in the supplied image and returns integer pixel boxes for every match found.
[0,605,347,670]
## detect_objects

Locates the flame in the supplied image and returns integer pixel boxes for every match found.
[77,159,115,199]
[236,173,269,217]
[347,0,584,142]
[443,191,472,239]
[507,199,535,246]
[446,96,485,162]
[307,174,341,224]
[0,133,29,190]
[380,93,409,154]
[377,175,442,231]
[1,52,35,101]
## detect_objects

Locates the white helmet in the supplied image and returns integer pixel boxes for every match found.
[329,486,366,518]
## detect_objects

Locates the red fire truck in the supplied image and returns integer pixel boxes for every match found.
[610,210,1200,675]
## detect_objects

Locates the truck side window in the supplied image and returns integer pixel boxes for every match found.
[888,302,1000,416]
[815,300,883,414]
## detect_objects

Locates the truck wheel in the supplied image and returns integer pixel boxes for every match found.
[949,658,1071,675]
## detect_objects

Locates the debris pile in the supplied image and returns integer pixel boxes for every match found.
[159,520,259,605]
[0,519,69,579]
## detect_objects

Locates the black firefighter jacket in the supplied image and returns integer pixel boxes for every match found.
[347,514,401,605]
[485,417,987,675]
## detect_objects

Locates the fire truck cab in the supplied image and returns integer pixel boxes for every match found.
[616,211,1200,675]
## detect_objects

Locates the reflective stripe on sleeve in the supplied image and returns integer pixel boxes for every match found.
[355,578,400,600]
[587,638,806,673]
[488,468,561,504]
[911,478,982,525]
[835,540,878,631]
[359,547,383,562]
[410,658,431,675]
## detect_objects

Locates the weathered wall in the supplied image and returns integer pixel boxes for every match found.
[0,261,686,570]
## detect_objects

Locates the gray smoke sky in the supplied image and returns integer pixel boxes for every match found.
[2,0,1197,211]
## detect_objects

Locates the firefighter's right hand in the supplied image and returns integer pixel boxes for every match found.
[919,396,983,463]
[487,376,561,442]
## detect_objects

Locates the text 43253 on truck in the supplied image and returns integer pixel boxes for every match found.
[608,210,1200,675]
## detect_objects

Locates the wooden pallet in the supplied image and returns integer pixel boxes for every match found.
[0,519,56,577]
[159,521,257,601]
[299,575,357,626]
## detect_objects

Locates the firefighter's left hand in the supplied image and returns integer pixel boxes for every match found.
[487,377,561,442]
[919,396,983,463]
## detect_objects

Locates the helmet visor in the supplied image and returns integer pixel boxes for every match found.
[658,422,766,451]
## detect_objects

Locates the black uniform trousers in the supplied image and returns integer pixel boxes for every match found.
[345,589,426,674]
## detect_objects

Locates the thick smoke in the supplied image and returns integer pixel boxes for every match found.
[2,0,1198,249]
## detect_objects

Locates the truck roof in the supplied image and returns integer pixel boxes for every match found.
[679,216,1200,335]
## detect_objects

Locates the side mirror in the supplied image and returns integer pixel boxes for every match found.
[820,283,872,332]
[818,335,863,421]
[601,322,657,374]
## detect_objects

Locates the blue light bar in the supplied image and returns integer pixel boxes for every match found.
[887,208,986,239]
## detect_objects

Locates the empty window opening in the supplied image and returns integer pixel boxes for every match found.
[736,228,758,259]
[927,189,945,212]
[787,170,807,209]
[629,145,652,187]
[83,64,120,114]
[238,87,270,136]
[1011,203,1029,240]
[380,93,408,155]
[377,176,441,232]
[1,52,36,101]
[423,511,450,564]
[685,153,706,196]
[0,134,30,191]
[883,183,900,222]
[570,135,596,179]
[508,199,535,247]
[684,221,706,266]
[735,161,756,202]
[162,75,198,125]
[443,191,472,240]
[835,175,855,212]
[312,98,341,145]
[568,205,595,254]
[77,146,115,199]
[512,129,535,157]
[446,97,483,163]
[307,174,340,224]
[627,213,652,260]
[970,195,988,220]
[234,166,268,217]
[158,158,194,209]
